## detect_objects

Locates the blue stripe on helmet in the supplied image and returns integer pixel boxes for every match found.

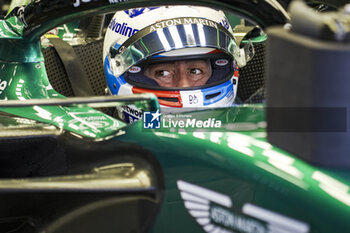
[124,7,159,18]
[152,54,166,58]
[104,56,126,95]
[202,80,234,106]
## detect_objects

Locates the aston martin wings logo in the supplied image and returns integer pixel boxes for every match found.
[177,180,310,233]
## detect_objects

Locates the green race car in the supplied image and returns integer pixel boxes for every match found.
[0,0,349,233]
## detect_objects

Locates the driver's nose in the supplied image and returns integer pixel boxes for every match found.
[177,76,191,87]
[174,62,191,87]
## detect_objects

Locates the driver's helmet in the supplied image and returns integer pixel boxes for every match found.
[103,6,241,123]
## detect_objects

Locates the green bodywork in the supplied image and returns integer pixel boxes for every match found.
[118,106,350,232]
[0,0,349,232]
[0,13,128,138]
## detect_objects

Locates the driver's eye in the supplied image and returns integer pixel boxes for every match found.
[189,68,203,75]
[156,70,172,77]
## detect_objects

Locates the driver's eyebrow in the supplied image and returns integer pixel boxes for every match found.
[144,63,175,72]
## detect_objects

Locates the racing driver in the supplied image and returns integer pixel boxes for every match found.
[103,6,249,123]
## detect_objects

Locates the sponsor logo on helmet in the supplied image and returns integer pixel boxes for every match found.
[220,17,230,30]
[215,59,229,66]
[129,66,142,73]
[149,17,218,32]
[122,106,143,118]
[124,7,159,18]
[109,19,139,37]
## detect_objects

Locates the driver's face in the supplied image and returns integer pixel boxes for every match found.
[143,59,211,88]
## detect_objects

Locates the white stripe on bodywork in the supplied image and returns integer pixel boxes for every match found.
[177,180,232,207]
[242,203,309,233]
[181,192,209,204]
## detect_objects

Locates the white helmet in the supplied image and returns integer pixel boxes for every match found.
[103,6,243,123]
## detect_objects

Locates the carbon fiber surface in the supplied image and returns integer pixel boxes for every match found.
[237,42,265,102]
[43,40,106,97]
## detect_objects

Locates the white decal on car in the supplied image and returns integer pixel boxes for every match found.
[177,180,310,233]
[0,79,8,95]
